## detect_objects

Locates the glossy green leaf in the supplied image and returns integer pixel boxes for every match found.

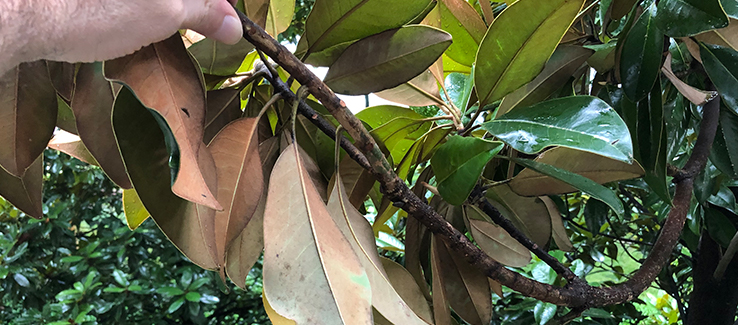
[497,45,594,116]
[655,0,728,37]
[620,4,664,101]
[189,38,255,76]
[324,25,452,95]
[701,43,738,114]
[512,158,625,218]
[724,0,738,19]
[710,107,738,178]
[622,79,671,203]
[356,106,432,162]
[122,188,150,230]
[300,0,432,56]
[474,0,585,106]
[0,61,57,177]
[430,136,503,205]
[439,0,487,66]
[112,87,219,270]
[482,96,633,163]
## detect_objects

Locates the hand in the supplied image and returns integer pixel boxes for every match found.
[7,0,242,65]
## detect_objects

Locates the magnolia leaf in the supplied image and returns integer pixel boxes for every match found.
[0,61,57,177]
[474,0,585,106]
[113,87,219,270]
[357,105,433,162]
[497,45,594,116]
[711,108,738,178]
[541,196,572,252]
[0,154,43,219]
[327,174,431,325]
[484,184,552,248]
[226,136,280,289]
[436,236,493,325]
[380,257,434,322]
[122,189,150,230]
[655,0,728,37]
[189,38,255,76]
[263,290,298,325]
[662,53,718,106]
[71,63,132,189]
[512,158,625,217]
[56,95,78,135]
[431,136,503,205]
[263,143,372,325]
[328,157,375,209]
[46,61,76,102]
[464,206,532,267]
[47,130,98,166]
[204,88,243,144]
[105,34,222,210]
[431,236,454,325]
[439,0,487,66]
[374,70,442,107]
[620,4,664,102]
[209,117,264,281]
[300,0,432,56]
[701,43,738,114]
[509,147,644,196]
[483,96,633,163]
[694,18,738,51]
[266,0,295,37]
[241,0,268,28]
[324,25,452,95]
[611,0,638,19]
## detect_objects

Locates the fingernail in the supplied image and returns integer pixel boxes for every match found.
[212,15,243,45]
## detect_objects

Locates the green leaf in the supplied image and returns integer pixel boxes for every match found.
[61,255,84,263]
[724,0,738,19]
[482,96,633,163]
[13,273,30,287]
[185,291,202,302]
[512,158,625,218]
[497,45,594,116]
[655,0,728,37]
[103,286,126,293]
[168,297,186,313]
[112,270,128,287]
[156,286,185,296]
[710,107,738,178]
[356,105,432,162]
[324,25,452,95]
[439,0,487,66]
[300,0,432,56]
[701,43,738,114]
[620,4,664,102]
[431,136,503,205]
[474,0,585,106]
[188,38,255,76]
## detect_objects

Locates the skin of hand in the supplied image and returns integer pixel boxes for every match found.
[0,0,242,73]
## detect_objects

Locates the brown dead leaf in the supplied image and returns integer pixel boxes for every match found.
[105,34,222,210]
[48,130,98,166]
[0,154,43,218]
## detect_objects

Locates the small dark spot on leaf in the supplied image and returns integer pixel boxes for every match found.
[181,107,190,117]
[201,194,206,198]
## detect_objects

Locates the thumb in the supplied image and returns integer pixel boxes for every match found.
[183,0,243,45]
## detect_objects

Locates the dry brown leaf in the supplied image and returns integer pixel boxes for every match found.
[209,117,264,280]
[204,88,243,144]
[0,61,57,177]
[263,143,372,325]
[48,130,98,166]
[438,237,493,325]
[380,257,434,323]
[541,196,573,252]
[431,235,454,325]
[375,70,442,107]
[105,34,222,210]
[465,205,532,268]
[509,147,644,196]
[46,61,76,102]
[662,53,717,106]
[71,63,132,189]
[0,154,43,218]
[485,184,552,247]
[327,174,432,325]
[682,37,702,63]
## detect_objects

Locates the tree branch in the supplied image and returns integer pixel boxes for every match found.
[235,9,720,308]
